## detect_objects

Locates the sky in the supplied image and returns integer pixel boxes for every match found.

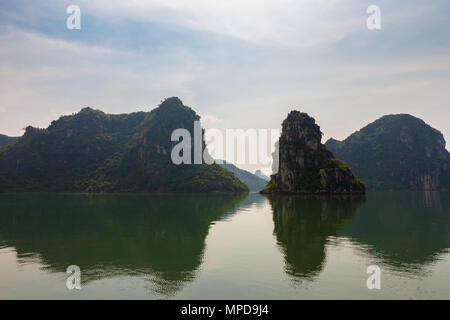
[1,0,450,162]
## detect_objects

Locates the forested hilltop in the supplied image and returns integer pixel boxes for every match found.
[0,97,248,193]
[326,114,450,190]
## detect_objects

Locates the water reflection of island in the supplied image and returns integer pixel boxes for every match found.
[266,195,366,283]
[341,191,450,275]
[0,193,246,296]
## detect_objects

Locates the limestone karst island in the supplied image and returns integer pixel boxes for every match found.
[1,0,450,303]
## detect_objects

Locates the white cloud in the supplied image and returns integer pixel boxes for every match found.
[0,26,199,135]
[78,0,363,47]
[200,114,224,129]
[1,1,450,151]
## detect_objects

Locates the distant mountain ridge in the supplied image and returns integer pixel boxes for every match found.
[326,114,450,190]
[218,160,268,192]
[254,170,270,181]
[0,97,248,193]
[0,134,16,147]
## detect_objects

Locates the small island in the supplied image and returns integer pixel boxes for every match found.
[261,111,365,195]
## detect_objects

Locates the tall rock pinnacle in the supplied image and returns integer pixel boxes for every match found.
[261,111,365,195]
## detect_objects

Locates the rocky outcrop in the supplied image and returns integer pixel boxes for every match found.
[261,111,365,195]
[0,97,249,193]
[326,114,450,190]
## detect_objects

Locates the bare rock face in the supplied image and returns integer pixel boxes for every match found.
[261,111,365,195]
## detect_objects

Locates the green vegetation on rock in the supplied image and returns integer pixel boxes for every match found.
[325,114,450,190]
[0,97,248,193]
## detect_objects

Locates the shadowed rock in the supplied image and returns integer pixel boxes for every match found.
[262,111,365,195]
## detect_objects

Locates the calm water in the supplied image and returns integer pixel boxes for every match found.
[0,192,449,299]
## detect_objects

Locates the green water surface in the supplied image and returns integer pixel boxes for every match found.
[0,191,448,299]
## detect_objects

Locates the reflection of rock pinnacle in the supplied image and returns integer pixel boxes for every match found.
[267,195,365,282]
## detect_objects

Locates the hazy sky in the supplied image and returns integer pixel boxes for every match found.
[1,0,450,150]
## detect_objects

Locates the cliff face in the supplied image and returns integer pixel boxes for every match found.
[262,111,365,195]
[0,97,248,193]
[326,114,450,190]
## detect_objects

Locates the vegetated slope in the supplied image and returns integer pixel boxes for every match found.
[326,114,450,190]
[0,97,248,193]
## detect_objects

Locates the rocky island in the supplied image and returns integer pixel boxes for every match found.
[326,114,450,190]
[0,97,248,193]
[261,111,365,195]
